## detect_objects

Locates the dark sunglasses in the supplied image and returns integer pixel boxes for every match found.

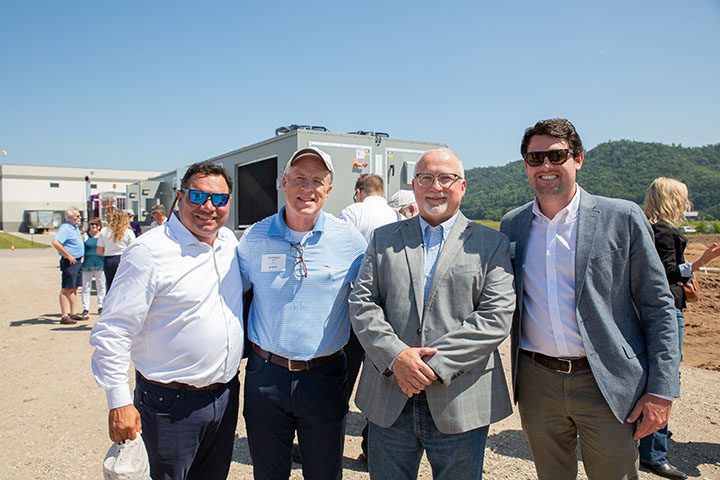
[181,188,230,207]
[523,149,574,167]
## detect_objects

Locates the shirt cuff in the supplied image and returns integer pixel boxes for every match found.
[648,392,675,401]
[679,261,692,278]
[106,386,134,410]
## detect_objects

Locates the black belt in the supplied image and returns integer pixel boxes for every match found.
[138,372,228,392]
[252,343,343,372]
[521,349,590,374]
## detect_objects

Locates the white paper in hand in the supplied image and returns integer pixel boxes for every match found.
[103,432,151,480]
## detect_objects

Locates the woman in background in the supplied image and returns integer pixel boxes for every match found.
[640,177,720,479]
[97,209,135,291]
[80,217,106,318]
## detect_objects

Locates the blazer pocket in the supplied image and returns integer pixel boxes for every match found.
[589,246,623,261]
[622,342,646,359]
[451,264,478,274]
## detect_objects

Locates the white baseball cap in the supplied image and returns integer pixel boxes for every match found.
[285,147,334,183]
[388,190,417,209]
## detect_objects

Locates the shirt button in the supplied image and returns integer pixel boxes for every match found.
[416,328,422,335]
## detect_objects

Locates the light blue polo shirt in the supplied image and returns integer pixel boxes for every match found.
[237,208,367,360]
[55,221,84,258]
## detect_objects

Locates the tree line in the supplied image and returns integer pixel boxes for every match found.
[462,140,720,221]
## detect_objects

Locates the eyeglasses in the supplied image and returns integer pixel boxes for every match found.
[352,188,363,202]
[523,149,574,167]
[289,243,308,278]
[181,188,230,207]
[414,173,462,187]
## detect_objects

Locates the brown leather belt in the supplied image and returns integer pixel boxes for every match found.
[252,343,343,372]
[521,349,590,374]
[138,372,227,392]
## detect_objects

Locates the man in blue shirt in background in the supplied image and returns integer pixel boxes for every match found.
[237,146,367,480]
[51,208,84,325]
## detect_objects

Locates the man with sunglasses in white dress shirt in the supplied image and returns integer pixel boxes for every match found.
[91,161,244,480]
[236,147,366,480]
[500,118,680,479]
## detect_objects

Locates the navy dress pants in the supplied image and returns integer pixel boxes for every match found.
[243,350,348,480]
[134,374,239,480]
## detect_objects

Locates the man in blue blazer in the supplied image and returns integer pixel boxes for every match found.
[500,118,680,480]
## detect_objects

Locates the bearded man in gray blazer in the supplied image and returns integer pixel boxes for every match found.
[349,148,515,479]
[500,118,680,480]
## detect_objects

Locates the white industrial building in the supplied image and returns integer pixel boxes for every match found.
[0,164,162,232]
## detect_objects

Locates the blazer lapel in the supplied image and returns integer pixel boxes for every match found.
[400,217,425,320]
[575,188,600,300]
[511,205,534,301]
[423,213,472,316]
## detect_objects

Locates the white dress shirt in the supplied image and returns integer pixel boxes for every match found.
[520,187,585,358]
[339,195,399,242]
[90,215,244,409]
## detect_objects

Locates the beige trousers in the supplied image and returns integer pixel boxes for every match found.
[517,353,639,480]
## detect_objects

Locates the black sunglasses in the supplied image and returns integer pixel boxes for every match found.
[181,188,230,207]
[523,149,574,167]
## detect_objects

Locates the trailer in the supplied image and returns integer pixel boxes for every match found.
[126,127,445,231]
[211,126,445,229]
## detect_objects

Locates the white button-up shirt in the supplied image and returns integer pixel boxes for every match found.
[339,195,399,243]
[520,187,585,358]
[90,215,244,409]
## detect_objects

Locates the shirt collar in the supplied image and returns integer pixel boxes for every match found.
[532,184,581,224]
[269,207,326,238]
[362,196,388,205]
[418,211,459,242]
[167,213,224,248]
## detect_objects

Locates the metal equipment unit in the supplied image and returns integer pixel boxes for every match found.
[208,127,445,230]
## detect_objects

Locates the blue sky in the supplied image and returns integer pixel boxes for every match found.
[1,1,719,172]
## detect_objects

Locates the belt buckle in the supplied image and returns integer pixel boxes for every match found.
[287,359,304,372]
[555,358,573,374]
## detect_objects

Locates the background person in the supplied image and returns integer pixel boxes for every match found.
[349,148,515,479]
[80,217,106,319]
[51,208,84,325]
[237,147,366,480]
[149,204,166,228]
[500,118,680,479]
[640,177,720,479]
[90,161,244,479]
[388,189,419,219]
[126,209,142,237]
[339,173,398,243]
[97,210,135,291]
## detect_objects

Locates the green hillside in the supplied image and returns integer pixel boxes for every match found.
[462,141,720,220]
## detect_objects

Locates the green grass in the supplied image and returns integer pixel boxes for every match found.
[475,219,501,230]
[0,232,51,249]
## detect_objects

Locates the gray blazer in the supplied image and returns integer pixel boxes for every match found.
[500,188,680,422]
[349,212,515,434]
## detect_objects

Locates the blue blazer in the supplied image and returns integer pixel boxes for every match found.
[500,187,680,422]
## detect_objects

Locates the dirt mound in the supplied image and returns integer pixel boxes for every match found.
[680,234,720,371]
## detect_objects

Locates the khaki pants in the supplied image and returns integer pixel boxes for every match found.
[517,353,639,480]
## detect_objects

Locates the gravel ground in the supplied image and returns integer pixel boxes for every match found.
[1,245,718,479]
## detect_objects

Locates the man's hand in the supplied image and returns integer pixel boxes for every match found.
[108,404,142,442]
[66,255,77,264]
[626,393,672,440]
[392,347,438,397]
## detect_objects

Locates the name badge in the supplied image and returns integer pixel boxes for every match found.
[261,254,286,272]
